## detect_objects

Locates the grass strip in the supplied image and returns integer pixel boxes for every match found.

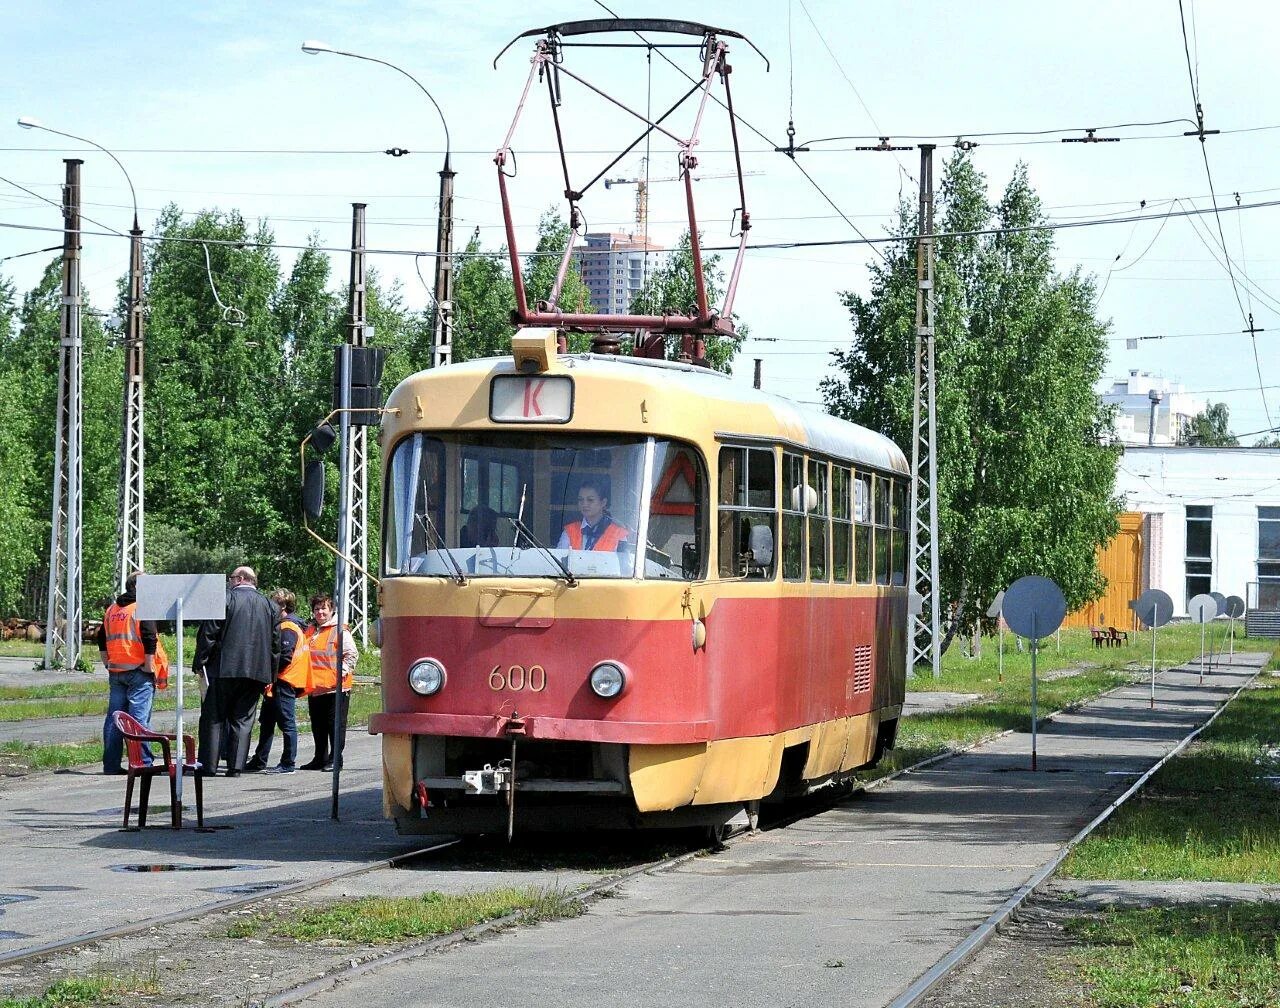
[228,886,582,944]
[1066,903,1280,1008]
[1062,679,1280,883]
[0,739,102,773]
[0,968,159,1007]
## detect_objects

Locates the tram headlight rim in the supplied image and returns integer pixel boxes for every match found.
[589,660,628,699]
[408,658,447,696]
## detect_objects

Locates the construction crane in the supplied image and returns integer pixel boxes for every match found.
[605,157,760,238]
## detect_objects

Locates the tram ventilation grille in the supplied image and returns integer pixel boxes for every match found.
[853,645,873,693]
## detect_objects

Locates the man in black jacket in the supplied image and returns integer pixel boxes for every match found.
[194,566,280,776]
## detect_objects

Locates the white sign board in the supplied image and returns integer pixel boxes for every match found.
[136,574,227,621]
[489,375,573,423]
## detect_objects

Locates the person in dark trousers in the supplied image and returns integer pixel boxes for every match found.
[97,571,158,774]
[194,566,280,776]
[301,593,356,771]
[245,589,311,774]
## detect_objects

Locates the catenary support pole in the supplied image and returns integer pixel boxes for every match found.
[331,343,353,820]
[343,204,369,647]
[43,159,85,671]
[906,144,942,680]
[116,224,146,591]
[432,155,456,367]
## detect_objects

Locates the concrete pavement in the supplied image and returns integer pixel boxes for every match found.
[289,654,1268,1008]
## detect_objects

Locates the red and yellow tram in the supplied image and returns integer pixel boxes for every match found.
[370,331,908,834]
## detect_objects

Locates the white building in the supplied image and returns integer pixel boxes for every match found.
[1101,371,1207,446]
[1115,446,1280,622]
[572,232,663,315]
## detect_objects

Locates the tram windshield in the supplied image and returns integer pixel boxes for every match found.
[386,433,707,581]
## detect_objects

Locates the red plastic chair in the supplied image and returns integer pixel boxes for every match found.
[112,711,203,830]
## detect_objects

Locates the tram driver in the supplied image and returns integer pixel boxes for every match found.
[557,478,632,552]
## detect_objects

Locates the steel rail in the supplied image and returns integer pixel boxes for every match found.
[885,658,1264,1008]
[0,840,460,969]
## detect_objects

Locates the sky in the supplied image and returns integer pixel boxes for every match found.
[3,1,1278,441]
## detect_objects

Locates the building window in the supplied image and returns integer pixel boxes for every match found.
[1185,504,1212,606]
[1259,506,1280,610]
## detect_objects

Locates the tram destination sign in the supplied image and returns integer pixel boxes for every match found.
[490,375,573,423]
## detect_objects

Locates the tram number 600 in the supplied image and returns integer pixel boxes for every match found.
[489,664,547,693]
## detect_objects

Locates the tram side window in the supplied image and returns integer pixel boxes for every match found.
[648,441,707,580]
[854,472,873,584]
[832,465,852,583]
[892,478,908,585]
[717,446,777,579]
[875,475,892,586]
[808,458,829,582]
[782,453,807,581]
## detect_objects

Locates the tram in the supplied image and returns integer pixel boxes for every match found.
[369,330,909,835]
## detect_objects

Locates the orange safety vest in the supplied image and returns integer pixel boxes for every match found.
[103,602,146,673]
[564,520,628,552]
[307,622,353,694]
[278,617,313,693]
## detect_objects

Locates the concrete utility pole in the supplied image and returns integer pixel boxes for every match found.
[344,203,370,647]
[753,358,762,390]
[907,144,942,680]
[43,159,85,670]
[1147,387,1163,446]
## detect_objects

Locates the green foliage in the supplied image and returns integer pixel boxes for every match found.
[1180,401,1240,446]
[629,231,745,372]
[822,155,1120,644]
[452,229,516,362]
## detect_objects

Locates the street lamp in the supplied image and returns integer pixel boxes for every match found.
[300,41,455,367]
[20,115,146,593]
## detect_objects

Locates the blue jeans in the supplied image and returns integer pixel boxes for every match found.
[103,669,155,772]
[254,680,298,769]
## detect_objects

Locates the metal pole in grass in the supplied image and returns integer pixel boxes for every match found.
[1001,576,1066,773]
[1133,590,1172,709]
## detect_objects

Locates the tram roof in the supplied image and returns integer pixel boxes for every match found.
[422,353,909,476]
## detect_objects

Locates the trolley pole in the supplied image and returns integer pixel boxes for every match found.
[431,154,456,368]
[43,159,85,671]
[343,204,370,647]
[116,222,146,592]
[906,144,942,680]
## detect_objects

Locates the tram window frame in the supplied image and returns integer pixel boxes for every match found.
[717,445,778,579]
[832,465,852,584]
[875,475,893,586]
[892,477,908,586]
[782,452,807,582]
[854,471,873,585]
[808,458,830,582]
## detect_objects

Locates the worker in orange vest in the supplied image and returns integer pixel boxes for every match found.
[556,478,632,551]
[300,593,356,771]
[245,588,312,774]
[96,571,159,774]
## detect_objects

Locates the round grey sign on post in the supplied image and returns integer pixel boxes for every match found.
[1210,591,1227,616]
[1132,589,1174,629]
[1226,595,1246,619]
[1002,576,1067,640]
[1188,593,1218,624]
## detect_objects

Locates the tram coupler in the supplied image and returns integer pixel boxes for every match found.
[462,763,512,796]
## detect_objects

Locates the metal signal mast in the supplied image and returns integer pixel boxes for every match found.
[116,219,146,592]
[343,203,370,647]
[43,159,85,671]
[907,144,942,678]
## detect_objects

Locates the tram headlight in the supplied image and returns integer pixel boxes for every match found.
[589,661,627,699]
[408,658,446,696]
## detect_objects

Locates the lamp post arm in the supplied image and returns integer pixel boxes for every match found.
[329,48,451,164]
[27,123,139,230]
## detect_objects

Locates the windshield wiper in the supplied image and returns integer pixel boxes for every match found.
[416,511,467,585]
[507,516,578,587]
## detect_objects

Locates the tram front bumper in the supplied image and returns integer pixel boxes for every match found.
[370,711,713,745]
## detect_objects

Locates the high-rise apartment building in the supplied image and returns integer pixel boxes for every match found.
[572,233,664,315]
